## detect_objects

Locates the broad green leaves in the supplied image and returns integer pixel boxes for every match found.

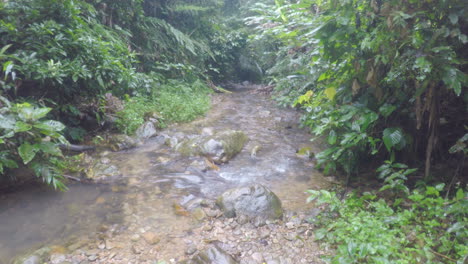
[382,127,406,152]
[18,142,37,164]
[0,97,67,189]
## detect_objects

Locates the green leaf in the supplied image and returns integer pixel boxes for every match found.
[324,87,337,100]
[2,158,18,169]
[435,183,445,191]
[455,188,464,200]
[379,104,396,118]
[0,114,16,130]
[14,121,32,132]
[447,222,464,233]
[37,142,62,156]
[315,228,327,240]
[18,105,51,121]
[448,13,458,24]
[328,130,337,145]
[18,142,38,164]
[382,127,404,152]
[34,120,66,132]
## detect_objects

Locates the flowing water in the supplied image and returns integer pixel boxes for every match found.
[0,86,330,263]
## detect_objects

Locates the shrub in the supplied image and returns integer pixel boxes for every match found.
[308,185,467,263]
[0,96,67,189]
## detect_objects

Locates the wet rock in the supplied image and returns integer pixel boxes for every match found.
[192,207,206,221]
[259,110,271,118]
[187,245,238,264]
[142,232,160,245]
[49,254,66,264]
[293,239,305,248]
[176,130,248,164]
[130,234,140,242]
[86,162,120,180]
[186,246,198,255]
[251,252,264,263]
[15,255,40,264]
[217,184,283,223]
[108,134,139,151]
[201,127,214,136]
[135,121,157,140]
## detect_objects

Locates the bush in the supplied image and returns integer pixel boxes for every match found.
[0,96,67,189]
[308,185,467,263]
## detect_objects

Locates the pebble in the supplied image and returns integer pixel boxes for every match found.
[185,246,197,255]
[283,233,296,241]
[130,234,140,241]
[50,254,66,264]
[251,252,263,263]
[294,239,305,248]
[88,255,97,262]
[142,231,160,245]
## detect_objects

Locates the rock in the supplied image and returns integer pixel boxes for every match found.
[176,130,248,164]
[142,232,160,245]
[49,254,66,264]
[186,246,198,255]
[192,207,206,221]
[108,134,139,151]
[217,184,283,223]
[201,127,214,136]
[187,245,238,264]
[86,162,120,180]
[259,111,270,118]
[135,121,157,140]
[293,239,304,248]
[16,255,40,264]
[251,252,263,263]
[130,234,140,242]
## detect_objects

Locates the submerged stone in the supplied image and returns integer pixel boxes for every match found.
[176,130,248,164]
[108,134,139,151]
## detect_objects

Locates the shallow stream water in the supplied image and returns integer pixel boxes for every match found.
[0,86,330,264]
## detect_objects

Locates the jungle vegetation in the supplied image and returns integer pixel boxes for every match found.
[0,0,466,262]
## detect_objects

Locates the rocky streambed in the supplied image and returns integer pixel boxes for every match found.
[1,84,334,264]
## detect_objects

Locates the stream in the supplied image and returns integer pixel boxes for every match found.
[0,85,332,264]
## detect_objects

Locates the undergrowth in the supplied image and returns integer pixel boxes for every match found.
[115,79,211,135]
[308,184,467,264]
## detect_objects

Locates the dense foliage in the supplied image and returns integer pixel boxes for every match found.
[246,0,467,262]
[308,185,467,263]
[0,0,243,187]
[247,0,467,180]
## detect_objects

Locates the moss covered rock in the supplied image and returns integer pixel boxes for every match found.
[175,130,248,164]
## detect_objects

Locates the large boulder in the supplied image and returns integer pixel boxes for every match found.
[135,121,157,140]
[186,245,238,264]
[216,184,283,222]
[176,130,248,164]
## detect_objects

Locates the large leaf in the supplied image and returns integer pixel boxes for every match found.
[0,114,16,130]
[382,127,404,152]
[14,121,32,132]
[324,87,337,100]
[34,120,65,132]
[18,142,39,164]
[37,142,62,156]
[328,130,337,145]
[18,105,51,121]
